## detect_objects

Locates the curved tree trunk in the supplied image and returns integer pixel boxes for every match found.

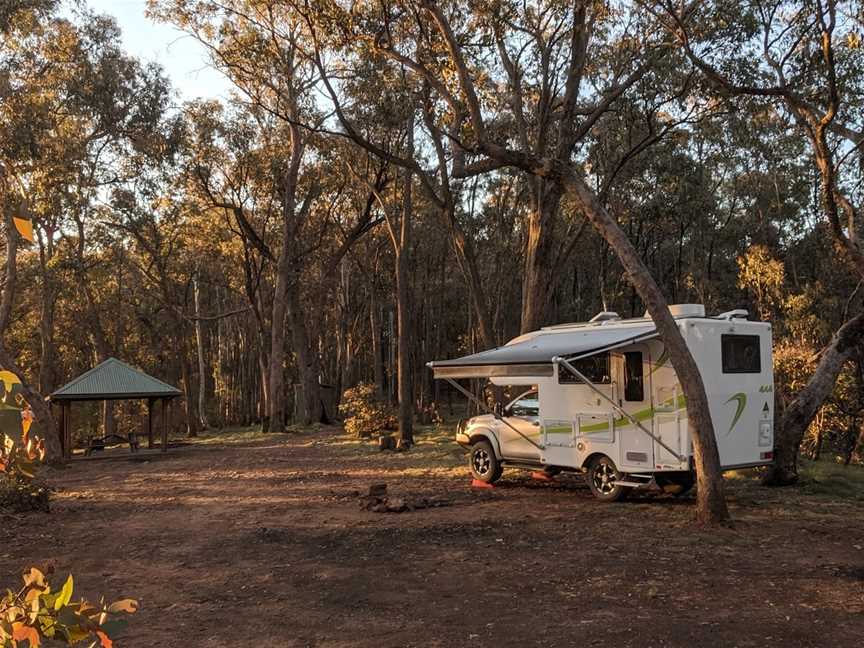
[561,171,730,524]
[764,310,864,485]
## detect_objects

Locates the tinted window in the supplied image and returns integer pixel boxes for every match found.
[722,335,761,373]
[624,351,644,401]
[559,354,611,384]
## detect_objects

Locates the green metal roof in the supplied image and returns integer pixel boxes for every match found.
[50,358,182,401]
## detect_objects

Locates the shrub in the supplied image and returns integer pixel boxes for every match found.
[1,409,49,513]
[0,566,137,647]
[339,384,397,438]
[0,477,49,514]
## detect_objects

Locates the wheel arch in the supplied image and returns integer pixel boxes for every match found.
[468,429,502,458]
[581,451,613,470]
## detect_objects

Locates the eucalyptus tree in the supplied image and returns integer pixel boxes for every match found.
[294,0,730,523]
[658,0,864,484]
[1,3,176,457]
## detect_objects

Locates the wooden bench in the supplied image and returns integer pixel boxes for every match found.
[83,432,139,456]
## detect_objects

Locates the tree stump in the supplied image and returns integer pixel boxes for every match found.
[378,434,396,451]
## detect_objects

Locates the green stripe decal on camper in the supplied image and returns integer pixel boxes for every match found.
[724,392,747,433]
[579,394,687,433]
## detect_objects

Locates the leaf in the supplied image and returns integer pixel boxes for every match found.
[54,576,73,610]
[23,568,45,589]
[0,370,21,394]
[12,217,33,243]
[11,622,40,647]
[107,599,137,614]
[97,630,113,648]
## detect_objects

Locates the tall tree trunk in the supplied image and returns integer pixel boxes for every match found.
[287,280,322,425]
[370,282,385,399]
[765,310,864,485]
[0,206,59,460]
[0,344,60,460]
[193,276,210,430]
[258,340,269,427]
[179,349,199,437]
[521,184,561,333]
[440,205,495,348]
[395,137,414,447]
[268,249,290,432]
[38,281,57,394]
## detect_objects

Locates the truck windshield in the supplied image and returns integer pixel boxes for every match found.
[508,390,538,417]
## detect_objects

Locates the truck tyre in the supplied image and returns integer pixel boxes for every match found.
[470,440,502,484]
[586,455,631,502]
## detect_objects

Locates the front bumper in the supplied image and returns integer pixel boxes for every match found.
[455,419,471,447]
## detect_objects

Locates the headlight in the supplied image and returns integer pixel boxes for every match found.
[758,421,772,447]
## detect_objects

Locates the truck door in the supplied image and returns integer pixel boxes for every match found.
[613,346,654,470]
[497,389,543,460]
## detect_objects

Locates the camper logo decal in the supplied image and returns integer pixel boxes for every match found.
[724,393,747,435]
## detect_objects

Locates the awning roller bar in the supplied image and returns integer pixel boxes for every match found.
[429,330,660,380]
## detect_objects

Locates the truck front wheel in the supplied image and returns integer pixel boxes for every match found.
[587,455,631,502]
[469,440,502,484]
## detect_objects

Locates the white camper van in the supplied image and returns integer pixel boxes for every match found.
[428,305,774,501]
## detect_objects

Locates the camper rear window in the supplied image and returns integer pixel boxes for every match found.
[721,335,761,373]
[558,354,611,384]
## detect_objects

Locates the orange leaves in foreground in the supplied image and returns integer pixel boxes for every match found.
[0,567,137,647]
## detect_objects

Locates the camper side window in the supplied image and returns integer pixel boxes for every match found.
[558,354,611,384]
[721,334,761,373]
[624,352,644,401]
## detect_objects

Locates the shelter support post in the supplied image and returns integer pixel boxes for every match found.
[161,398,168,452]
[57,402,65,460]
[553,356,686,461]
[443,378,544,451]
[63,402,71,460]
[147,398,155,449]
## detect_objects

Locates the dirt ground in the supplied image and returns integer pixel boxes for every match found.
[2,425,863,647]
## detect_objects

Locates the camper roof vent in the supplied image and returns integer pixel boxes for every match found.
[644,304,706,318]
[589,311,621,323]
[718,309,749,320]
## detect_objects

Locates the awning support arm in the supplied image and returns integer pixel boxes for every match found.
[443,378,544,451]
[553,356,686,462]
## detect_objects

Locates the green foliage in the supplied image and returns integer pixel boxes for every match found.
[0,476,49,514]
[338,384,397,438]
[0,566,137,647]
[798,459,864,500]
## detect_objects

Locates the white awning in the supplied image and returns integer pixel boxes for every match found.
[429,324,657,379]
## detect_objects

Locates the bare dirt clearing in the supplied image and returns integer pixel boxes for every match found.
[2,426,863,647]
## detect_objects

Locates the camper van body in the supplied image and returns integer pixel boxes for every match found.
[429,305,774,497]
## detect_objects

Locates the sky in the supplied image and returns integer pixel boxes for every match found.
[81,0,232,102]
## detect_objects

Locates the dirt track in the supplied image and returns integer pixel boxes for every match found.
[2,426,863,647]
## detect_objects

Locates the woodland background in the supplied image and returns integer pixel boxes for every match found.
[2,0,864,470]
